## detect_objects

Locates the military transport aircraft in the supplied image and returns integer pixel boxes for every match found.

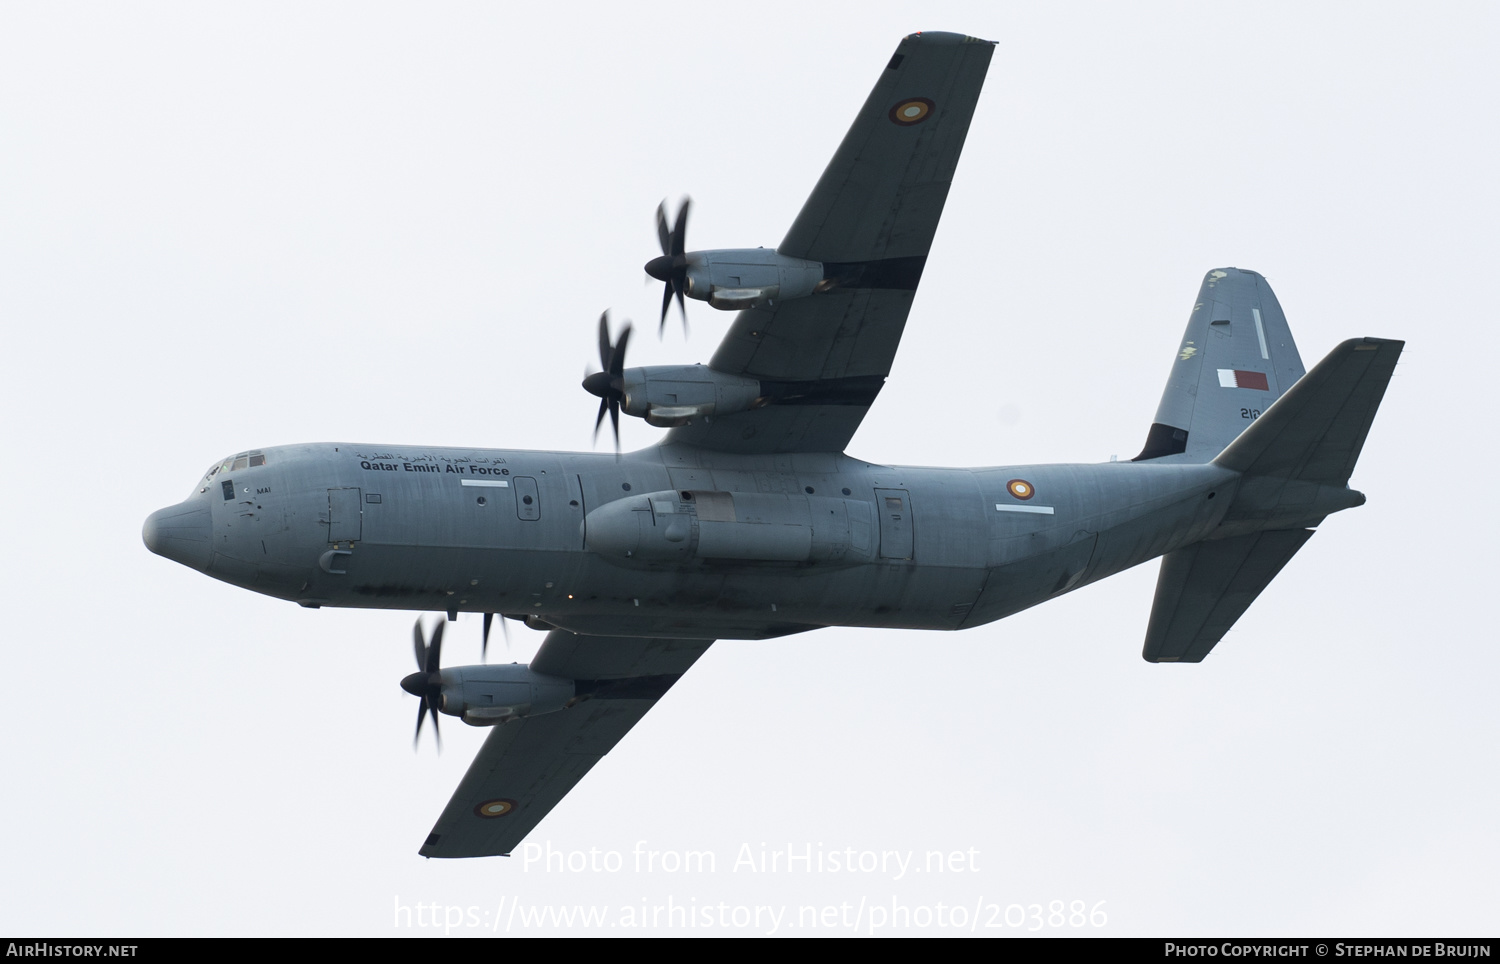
[142,31,1402,859]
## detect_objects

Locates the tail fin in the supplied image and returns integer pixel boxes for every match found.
[1134,268,1306,462]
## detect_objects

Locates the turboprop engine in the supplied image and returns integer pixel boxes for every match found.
[430,663,577,726]
[401,621,697,748]
[402,621,576,736]
[645,200,825,329]
[618,364,763,427]
[669,248,825,311]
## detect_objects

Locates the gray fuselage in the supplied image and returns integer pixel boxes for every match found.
[144,443,1241,640]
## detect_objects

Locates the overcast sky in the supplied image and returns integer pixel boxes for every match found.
[3,1,1496,937]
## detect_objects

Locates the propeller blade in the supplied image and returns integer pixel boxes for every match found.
[597,311,612,371]
[411,619,426,671]
[425,620,445,675]
[659,281,673,335]
[426,694,442,749]
[670,197,690,257]
[655,201,671,256]
[593,397,608,440]
[482,612,492,661]
[610,324,631,375]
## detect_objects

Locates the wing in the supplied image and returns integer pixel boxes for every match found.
[666,31,995,455]
[418,632,713,858]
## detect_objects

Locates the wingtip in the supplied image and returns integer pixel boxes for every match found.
[903,30,995,45]
[1341,336,1406,353]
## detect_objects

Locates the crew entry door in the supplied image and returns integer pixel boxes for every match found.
[328,488,362,543]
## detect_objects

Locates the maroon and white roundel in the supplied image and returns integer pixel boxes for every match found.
[888,97,935,126]
[474,798,517,818]
[1007,479,1036,500]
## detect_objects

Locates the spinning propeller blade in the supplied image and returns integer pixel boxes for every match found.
[644,197,691,337]
[581,311,632,454]
[400,619,445,750]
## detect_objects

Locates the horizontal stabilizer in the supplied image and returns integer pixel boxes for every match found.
[419,633,711,858]
[1143,529,1314,663]
[1214,337,1404,485]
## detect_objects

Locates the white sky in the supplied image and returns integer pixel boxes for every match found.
[2,1,1496,937]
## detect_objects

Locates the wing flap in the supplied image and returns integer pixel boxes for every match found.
[1143,529,1315,663]
[529,631,711,679]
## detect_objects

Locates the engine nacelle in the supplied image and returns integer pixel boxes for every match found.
[583,489,877,568]
[436,664,575,726]
[617,365,763,427]
[682,248,823,310]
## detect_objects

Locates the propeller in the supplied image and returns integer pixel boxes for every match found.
[481,612,511,661]
[644,197,691,337]
[581,311,633,453]
[400,618,445,750]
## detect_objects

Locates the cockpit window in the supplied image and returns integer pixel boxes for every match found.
[204,451,266,484]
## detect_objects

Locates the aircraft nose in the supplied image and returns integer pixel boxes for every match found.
[143,500,213,570]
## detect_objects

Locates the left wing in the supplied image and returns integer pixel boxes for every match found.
[666,31,994,455]
[418,632,712,859]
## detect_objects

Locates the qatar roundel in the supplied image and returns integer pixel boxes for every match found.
[1007,479,1036,501]
[888,97,935,126]
[474,798,517,819]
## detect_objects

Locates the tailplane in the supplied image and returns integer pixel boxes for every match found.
[1142,529,1314,662]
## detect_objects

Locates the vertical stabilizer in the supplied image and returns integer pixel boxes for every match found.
[1135,268,1306,462]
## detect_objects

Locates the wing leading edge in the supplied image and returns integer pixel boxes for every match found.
[666,31,995,455]
[418,633,712,859]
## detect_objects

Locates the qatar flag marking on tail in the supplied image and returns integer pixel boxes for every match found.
[1217,369,1269,391]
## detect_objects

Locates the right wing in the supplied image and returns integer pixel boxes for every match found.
[666,31,995,455]
[417,632,712,859]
